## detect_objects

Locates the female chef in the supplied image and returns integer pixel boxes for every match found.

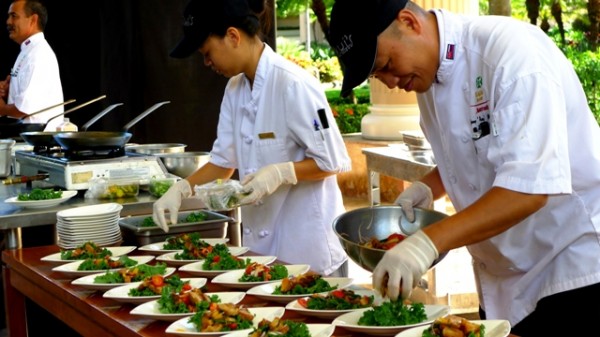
[153,0,351,276]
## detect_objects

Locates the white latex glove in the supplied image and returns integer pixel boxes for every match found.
[239,162,297,205]
[395,181,433,222]
[372,230,439,301]
[152,179,192,232]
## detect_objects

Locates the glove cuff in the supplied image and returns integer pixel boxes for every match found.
[406,230,439,269]
[177,179,193,198]
[277,161,297,185]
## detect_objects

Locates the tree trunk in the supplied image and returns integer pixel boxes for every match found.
[526,0,540,25]
[488,0,511,16]
[589,0,600,50]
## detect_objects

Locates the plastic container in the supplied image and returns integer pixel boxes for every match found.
[56,118,78,131]
[85,177,140,199]
[148,176,178,198]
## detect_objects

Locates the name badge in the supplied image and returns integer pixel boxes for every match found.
[258,132,275,139]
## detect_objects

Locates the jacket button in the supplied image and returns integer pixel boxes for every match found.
[244,137,253,144]
[243,228,252,235]
[259,230,270,238]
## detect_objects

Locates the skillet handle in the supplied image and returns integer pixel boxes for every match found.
[122,101,171,131]
[46,94,107,123]
[81,103,123,131]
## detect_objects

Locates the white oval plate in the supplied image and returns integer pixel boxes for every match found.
[130,291,247,322]
[156,246,250,266]
[178,256,276,278]
[211,264,311,290]
[395,319,511,337]
[103,278,207,304]
[51,255,154,278]
[137,238,229,255]
[285,289,379,319]
[222,323,335,337]
[165,306,285,336]
[246,277,354,304]
[41,246,136,264]
[71,267,176,291]
[4,190,78,209]
[332,304,451,336]
[57,203,123,218]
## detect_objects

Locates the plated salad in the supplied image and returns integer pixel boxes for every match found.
[77,255,138,271]
[94,263,168,284]
[60,241,112,261]
[298,289,374,310]
[273,271,337,295]
[238,263,288,282]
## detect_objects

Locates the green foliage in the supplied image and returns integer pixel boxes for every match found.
[549,28,600,123]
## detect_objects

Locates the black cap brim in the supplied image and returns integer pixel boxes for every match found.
[170,35,202,58]
[339,39,377,97]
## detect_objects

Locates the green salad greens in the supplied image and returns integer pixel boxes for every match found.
[238,264,289,282]
[93,263,168,283]
[273,277,337,295]
[358,301,427,326]
[250,319,311,337]
[59,241,113,260]
[17,188,63,201]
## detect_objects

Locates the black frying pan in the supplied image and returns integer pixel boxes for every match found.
[19,102,123,148]
[53,101,170,151]
[0,99,77,138]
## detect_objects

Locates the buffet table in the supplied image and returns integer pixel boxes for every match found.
[2,245,519,337]
[0,181,242,249]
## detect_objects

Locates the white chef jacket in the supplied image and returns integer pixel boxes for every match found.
[418,10,600,325]
[8,32,64,131]
[209,44,352,275]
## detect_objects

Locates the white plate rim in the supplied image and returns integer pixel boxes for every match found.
[177,256,277,277]
[52,255,154,276]
[245,277,354,303]
[211,264,311,289]
[220,323,335,337]
[57,203,123,218]
[130,291,248,321]
[41,246,136,263]
[137,238,229,255]
[331,304,451,335]
[394,319,511,337]
[4,190,78,208]
[284,289,378,319]
[156,247,250,265]
[102,277,208,304]
[71,267,176,290]
[164,306,285,335]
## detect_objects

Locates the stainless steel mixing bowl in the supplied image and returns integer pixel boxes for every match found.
[156,151,210,178]
[333,205,448,272]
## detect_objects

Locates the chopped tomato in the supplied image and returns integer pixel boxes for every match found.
[181,283,192,291]
[331,290,345,298]
[212,255,221,263]
[228,323,237,329]
[297,298,308,308]
[151,275,164,287]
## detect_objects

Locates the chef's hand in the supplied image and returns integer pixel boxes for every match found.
[152,179,192,232]
[372,230,438,301]
[395,181,433,222]
[0,75,9,99]
[239,162,297,205]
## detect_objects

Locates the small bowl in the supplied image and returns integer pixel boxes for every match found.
[156,151,210,178]
[333,205,448,272]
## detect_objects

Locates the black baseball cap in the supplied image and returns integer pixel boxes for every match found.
[170,0,251,58]
[329,0,408,97]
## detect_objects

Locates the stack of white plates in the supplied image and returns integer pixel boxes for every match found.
[56,203,124,249]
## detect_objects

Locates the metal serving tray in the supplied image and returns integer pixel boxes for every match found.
[119,210,232,245]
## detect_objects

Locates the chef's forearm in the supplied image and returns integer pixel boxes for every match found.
[292,159,335,181]
[0,101,26,119]
[420,167,446,200]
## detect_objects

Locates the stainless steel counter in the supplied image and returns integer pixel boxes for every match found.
[362,146,435,206]
[0,180,241,249]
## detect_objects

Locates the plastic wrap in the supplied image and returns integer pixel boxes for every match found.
[193,179,246,210]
